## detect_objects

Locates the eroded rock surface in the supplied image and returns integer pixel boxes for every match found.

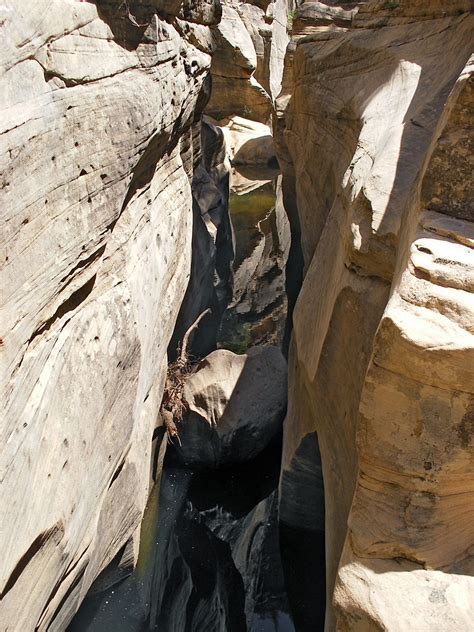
[0,1,220,629]
[218,175,291,351]
[211,115,276,166]
[206,0,293,122]
[277,1,473,629]
[176,346,287,467]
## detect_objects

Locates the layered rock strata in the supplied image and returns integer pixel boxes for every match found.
[0,1,221,629]
[277,1,473,629]
[206,0,294,122]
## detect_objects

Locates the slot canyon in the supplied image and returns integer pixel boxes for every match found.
[0,1,472,631]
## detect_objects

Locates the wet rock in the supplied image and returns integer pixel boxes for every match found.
[218,176,291,351]
[176,347,287,467]
[71,455,290,632]
[194,487,292,630]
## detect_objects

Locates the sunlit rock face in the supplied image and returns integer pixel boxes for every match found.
[277,1,473,629]
[206,0,293,122]
[0,1,220,629]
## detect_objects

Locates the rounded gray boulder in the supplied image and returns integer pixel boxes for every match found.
[175,346,287,468]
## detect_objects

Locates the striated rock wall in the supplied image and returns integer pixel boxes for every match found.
[206,0,294,122]
[277,0,473,629]
[0,1,221,629]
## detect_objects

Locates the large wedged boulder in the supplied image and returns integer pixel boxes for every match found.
[175,346,288,467]
[219,115,277,166]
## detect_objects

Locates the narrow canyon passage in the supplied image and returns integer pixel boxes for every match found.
[2,2,472,631]
[68,151,309,632]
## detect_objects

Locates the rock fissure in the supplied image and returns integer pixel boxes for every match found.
[26,274,97,347]
[1,523,65,600]
[2,1,473,631]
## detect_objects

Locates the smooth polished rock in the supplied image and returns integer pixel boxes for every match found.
[176,346,287,467]
[215,115,277,166]
[276,2,474,629]
[0,1,218,629]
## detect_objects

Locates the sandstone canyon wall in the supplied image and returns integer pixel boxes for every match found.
[2,0,473,630]
[206,0,294,122]
[0,1,222,629]
[277,1,473,630]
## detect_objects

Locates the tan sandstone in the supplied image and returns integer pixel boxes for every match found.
[0,1,219,629]
[206,0,293,122]
[277,1,474,629]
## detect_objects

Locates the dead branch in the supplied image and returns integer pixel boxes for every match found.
[161,308,212,445]
[179,308,212,365]
[118,0,149,27]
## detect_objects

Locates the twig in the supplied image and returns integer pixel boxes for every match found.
[163,409,182,446]
[179,308,212,364]
[160,308,212,445]
[118,0,148,27]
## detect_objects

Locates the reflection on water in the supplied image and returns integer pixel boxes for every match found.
[230,182,277,271]
[217,168,290,354]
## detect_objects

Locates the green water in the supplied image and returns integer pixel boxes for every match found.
[230,182,276,271]
[218,175,289,354]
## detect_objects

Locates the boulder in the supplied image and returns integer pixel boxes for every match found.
[207,115,278,166]
[220,115,278,166]
[176,347,287,467]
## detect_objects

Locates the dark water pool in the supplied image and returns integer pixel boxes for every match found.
[69,437,295,632]
[217,171,290,354]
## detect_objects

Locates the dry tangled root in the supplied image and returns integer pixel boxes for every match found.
[161,309,211,446]
[161,357,192,447]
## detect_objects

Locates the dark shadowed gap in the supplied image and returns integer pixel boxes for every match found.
[68,163,301,632]
[279,432,326,631]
